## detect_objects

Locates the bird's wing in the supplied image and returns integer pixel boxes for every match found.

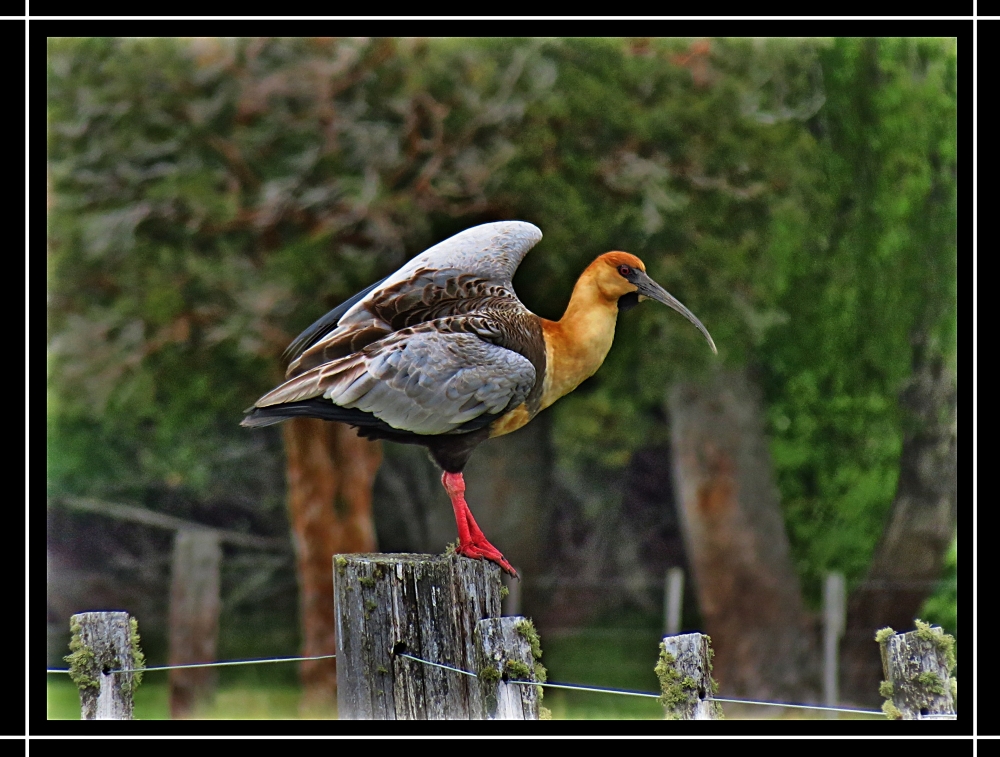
[284,221,542,376]
[255,321,536,435]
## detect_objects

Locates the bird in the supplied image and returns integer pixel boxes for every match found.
[242,221,716,577]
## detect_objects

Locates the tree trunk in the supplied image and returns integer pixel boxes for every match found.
[668,369,818,702]
[840,347,957,706]
[283,418,382,712]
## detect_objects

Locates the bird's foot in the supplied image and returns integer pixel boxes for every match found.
[441,470,518,578]
[455,539,518,578]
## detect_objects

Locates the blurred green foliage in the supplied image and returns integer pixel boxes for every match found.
[48,37,956,621]
[759,38,957,604]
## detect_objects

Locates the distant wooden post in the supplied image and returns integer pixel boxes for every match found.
[664,567,684,635]
[474,617,541,720]
[333,552,503,719]
[65,611,143,720]
[823,572,846,711]
[877,621,957,720]
[168,529,221,718]
[656,632,723,720]
[501,570,521,616]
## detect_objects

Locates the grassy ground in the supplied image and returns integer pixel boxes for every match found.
[541,627,666,719]
[47,678,312,719]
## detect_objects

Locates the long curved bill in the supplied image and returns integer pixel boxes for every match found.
[634,272,717,355]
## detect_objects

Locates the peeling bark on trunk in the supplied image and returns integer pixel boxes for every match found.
[668,369,818,702]
[283,418,382,711]
[841,349,957,706]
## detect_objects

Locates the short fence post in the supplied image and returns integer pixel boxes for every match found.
[656,632,723,720]
[664,567,684,635]
[474,617,542,720]
[501,569,521,616]
[65,611,144,720]
[333,552,504,719]
[823,571,846,712]
[168,528,221,719]
[877,620,957,720]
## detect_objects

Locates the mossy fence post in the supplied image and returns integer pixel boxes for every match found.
[877,621,957,720]
[65,611,144,720]
[656,632,723,719]
[334,552,540,719]
[474,617,544,720]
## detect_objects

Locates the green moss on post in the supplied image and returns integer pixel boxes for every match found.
[480,666,501,685]
[126,617,145,695]
[514,617,548,698]
[915,619,957,673]
[875,627,896,644]
[64,617,99,691]
[882,700,904,720]
[505,659,533,679]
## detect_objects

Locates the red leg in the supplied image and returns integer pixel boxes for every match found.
[441,472,517,578]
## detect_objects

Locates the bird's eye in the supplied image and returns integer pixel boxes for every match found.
[618,265,632,277]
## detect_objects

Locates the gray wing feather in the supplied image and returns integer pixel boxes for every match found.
[258,329,536,435]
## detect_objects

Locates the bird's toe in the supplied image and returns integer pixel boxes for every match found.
[456,542,518,578]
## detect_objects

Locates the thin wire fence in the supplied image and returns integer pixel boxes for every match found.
[47,646,956,719]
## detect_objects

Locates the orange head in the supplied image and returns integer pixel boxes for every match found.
[585,251,717,354]
[587,252,648,301]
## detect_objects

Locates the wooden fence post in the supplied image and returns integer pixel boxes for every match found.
[877,620,957,719]
[333,552,503,719]
[168,528,221,719]
[501,569,521,616]
[823,571,846,712]
[473,617,542,720]
[664,567,684,635]
[65,611,144,720]
[656,632,723,720]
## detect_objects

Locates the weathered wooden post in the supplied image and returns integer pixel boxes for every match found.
[823,571,846,712]
[501,569,521,616]
[664,567,684,635]
[473,617,543,720]
[333,552,504,719]
[877,620,957,719]
[65,611,145,720]
[168,528,221,718]
[656,632,723,720]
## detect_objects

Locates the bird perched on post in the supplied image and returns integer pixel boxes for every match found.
[242,221,716,577]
